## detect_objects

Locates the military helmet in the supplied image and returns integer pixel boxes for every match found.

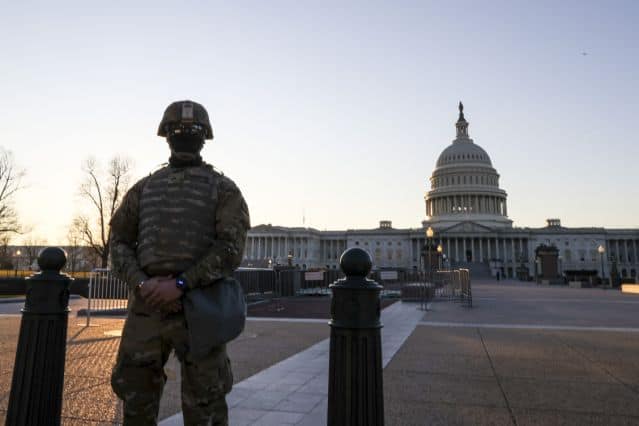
[157,100,213,140]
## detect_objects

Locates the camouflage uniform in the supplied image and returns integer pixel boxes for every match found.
[110,162,250,425]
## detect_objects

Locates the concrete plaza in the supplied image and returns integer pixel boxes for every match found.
[0,280,638,425]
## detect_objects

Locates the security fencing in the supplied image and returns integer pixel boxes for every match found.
[85,268,129,325]
[431,269,472,307]
[80,266,471,325]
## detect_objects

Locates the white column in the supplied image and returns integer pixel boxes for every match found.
[511,239,515,263]
[488,237,493,262]
[503,238,507,262]
[621,240,628,263]
[463,238,467,261]
[517,238,522,258]
[470,237,474,261]
[479,238,483,262]
[273,237,277,258]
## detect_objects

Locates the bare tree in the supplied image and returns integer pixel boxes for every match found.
[0,147,25,237]
[21,234,46,270]
[0,234,13,269]
[65,224,83,274]
[73,156,133,268]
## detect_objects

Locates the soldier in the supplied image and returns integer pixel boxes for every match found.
[109,100,250,425]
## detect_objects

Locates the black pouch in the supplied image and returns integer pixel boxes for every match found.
[183,277,246,360]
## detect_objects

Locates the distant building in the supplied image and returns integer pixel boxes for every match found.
[245,104,638,282]
[4,245,99,273]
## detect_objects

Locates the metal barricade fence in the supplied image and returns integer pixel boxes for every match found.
[397,268,472,308]
[459,268,472,307]
[86,268,129,326]
[233,268,276,301]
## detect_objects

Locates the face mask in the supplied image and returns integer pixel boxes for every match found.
[167,133,204,162]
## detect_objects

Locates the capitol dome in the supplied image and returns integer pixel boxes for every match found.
[425,103,512,229]
[435,139,492,167]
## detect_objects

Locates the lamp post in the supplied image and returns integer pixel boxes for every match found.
[558,255,563,280]
[598,244,605,285]
[14,250,21,277]
[426,227,434,283]
[437,244,443,270]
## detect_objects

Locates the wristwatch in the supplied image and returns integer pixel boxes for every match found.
[176,277,187,291]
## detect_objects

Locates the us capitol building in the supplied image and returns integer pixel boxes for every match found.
[243,104,639,282]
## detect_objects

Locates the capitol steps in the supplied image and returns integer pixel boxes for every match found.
[450,261,492,279]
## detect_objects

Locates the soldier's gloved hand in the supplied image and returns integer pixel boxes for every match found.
[139,276,172,303]
[145,276,184,310]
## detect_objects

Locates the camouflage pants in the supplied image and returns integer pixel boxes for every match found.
[111,309,233,426]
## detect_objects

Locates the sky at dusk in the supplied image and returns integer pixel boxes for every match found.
[1,0,638,245]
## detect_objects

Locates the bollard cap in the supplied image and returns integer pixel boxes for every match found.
[339,248,372,278]
[37,247,67,272]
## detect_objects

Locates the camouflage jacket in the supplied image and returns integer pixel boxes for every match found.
[109,163,250,291]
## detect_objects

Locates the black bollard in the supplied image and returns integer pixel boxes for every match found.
[7,247,72,426]
[328,247,384,426]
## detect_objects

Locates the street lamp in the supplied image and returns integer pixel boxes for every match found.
[598,244,605,285]
[558,255,564,283]
[287,250,293,267]
[14,250,21,277]
[426,227,434,283]
[437,244,443,270]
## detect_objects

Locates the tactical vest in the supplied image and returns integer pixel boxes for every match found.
[137,164,218,276]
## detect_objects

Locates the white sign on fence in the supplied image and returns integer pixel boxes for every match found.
[380,270,398,280]
[305,271,324,281]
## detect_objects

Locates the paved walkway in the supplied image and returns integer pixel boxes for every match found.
[2,280,639,424]
[160,301,424,426]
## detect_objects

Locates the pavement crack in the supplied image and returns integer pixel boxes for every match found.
[477,328,518,426]
[553,334,639,396]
